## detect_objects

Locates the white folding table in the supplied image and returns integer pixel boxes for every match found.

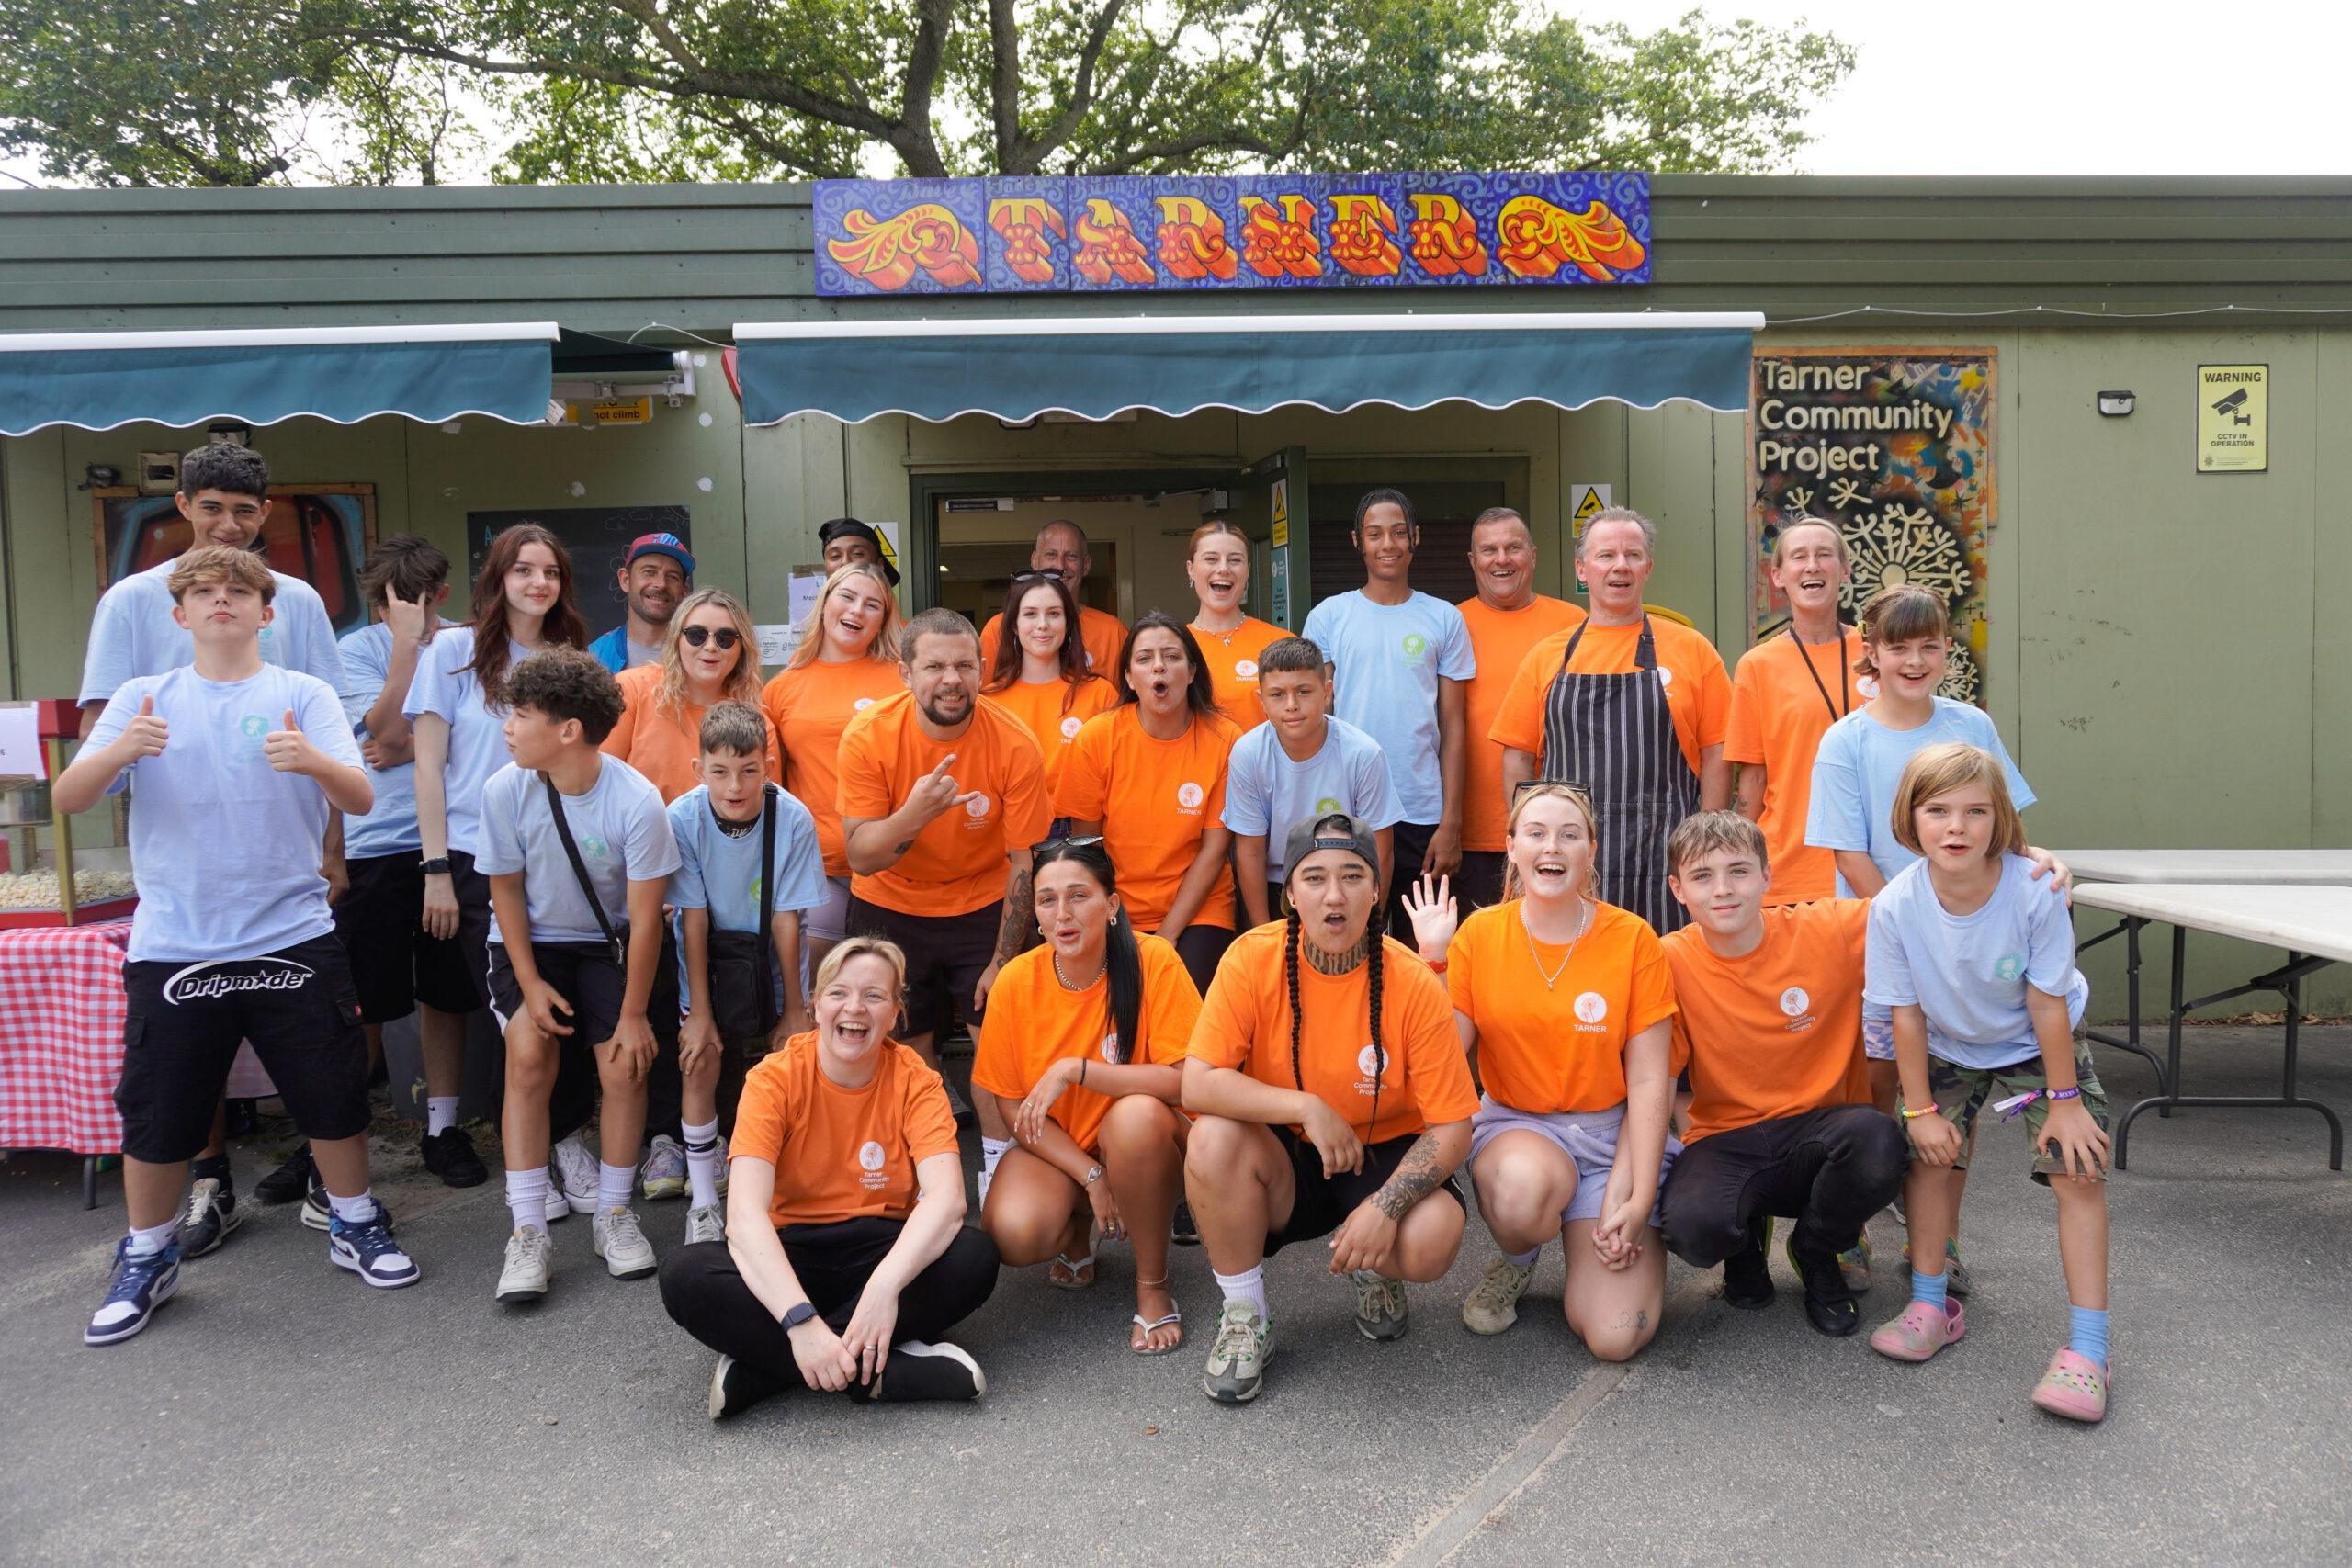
[2056,850,2352,886]
[2069,880,2352,1170]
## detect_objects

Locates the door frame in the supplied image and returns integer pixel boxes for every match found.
[907,465,1242,613]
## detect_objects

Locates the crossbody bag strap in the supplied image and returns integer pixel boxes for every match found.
[541,772,626,965]
[756,784,778,1032]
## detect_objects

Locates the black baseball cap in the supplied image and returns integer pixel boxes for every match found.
[1281,812,1381,886]
[818,517,900,588]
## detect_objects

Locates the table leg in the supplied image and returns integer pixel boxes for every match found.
[2278,959,2345,1171]
[2084,918,2167,1092]
[2116,923,2189,1171]
[83,1156,97,1210]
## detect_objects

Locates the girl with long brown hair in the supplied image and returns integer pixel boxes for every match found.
[981,570,1115,784]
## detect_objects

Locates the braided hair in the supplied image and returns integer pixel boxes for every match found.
[1033,837,1141,1064]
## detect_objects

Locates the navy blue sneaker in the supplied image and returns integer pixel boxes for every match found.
[328,1203,421,1289]
[85,1238,182,1347]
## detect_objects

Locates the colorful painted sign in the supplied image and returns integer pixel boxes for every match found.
[813,173,1650,296]
[1749,350,1997,704]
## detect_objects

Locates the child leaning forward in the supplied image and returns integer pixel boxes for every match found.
[1862,741,2113,1423]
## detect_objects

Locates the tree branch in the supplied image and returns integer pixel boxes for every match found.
[1023,0,1131,167]
[988,0,1023,170]
[892,0,956,176]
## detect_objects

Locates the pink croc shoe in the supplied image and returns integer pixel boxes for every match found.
[1869,1299,1965,1362]
[2030,1348,2109,1423]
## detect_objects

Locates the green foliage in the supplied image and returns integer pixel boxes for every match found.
[0,0,1853,186]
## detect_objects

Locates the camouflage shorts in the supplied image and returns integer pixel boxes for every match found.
[1898,1043,2109,1185]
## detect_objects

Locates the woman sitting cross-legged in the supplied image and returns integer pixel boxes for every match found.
[657,936,1001,1420]
[974,838,1201,1355]
[1182,812,1480,1404]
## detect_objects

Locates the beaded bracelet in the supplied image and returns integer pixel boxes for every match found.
[1898,1103,1940,1120]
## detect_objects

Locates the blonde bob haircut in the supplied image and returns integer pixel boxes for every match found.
[656,587,763,717]
[1503,782,1601,901]
[1889,742,2027,861]
[1666,809,1770,880]
[168,545,277,605]
[786,560,905,671]
[810,934,908,1005]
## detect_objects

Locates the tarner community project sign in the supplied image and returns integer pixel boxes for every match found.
[813,172,1652,295]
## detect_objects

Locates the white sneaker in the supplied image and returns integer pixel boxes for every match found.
[497,1226,551,1302]
[686,1203,726,1246]
[543,1166,571,1223]
[550,1134,599,1215]
[593,1207,658,1280]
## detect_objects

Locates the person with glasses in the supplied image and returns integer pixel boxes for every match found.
[979,570,1118,787]
[978,519,1126,674]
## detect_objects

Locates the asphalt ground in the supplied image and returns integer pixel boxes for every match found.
[3,1028,2346,1568]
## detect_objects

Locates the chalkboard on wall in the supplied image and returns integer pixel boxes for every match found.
[468,506,692,641]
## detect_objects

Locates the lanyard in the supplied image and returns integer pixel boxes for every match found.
[1788,626,1849,724]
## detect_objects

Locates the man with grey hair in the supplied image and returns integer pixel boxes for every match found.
[1487,507,1730,932]
[978,519,1126,672]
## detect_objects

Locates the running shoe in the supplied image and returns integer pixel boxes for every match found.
[175,1175,243,1259]
[713,1134,730,1200]
[943,1076,977,1128]
[254,1146,314,1206]
[1202,1300,1273,1404]
[1869,1298,1965,1362]
[1170,1199,1199,1247]
[1836,1230,1871,1293]
[2030,1348,2109,1424]
[593,1207,658,1280]
[1351,1269,1408,1342]
[85,1238,181,1347]
[709,1354,787,1421]
[1784,1235,1860,1337]
[301,1173,394,1234]
[639,1134,687,1201]
[1461,1252,1537,1336]
[686,1203,726,1246]
[1722,1218,1775,1310]
[497,1226,552,1303]
[328,1202,422,1289]
[421,1125,489,1188]
[550,1133,600,1215]
[866,1341,987,1403]
[1902,1236,1973,1296]
[544,1157,573,1222]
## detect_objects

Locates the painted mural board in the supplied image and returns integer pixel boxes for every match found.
[1748,349,1996,704]
[2196,364,2268,473]
[816,172,1650,296]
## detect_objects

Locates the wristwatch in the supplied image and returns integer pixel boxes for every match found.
[781,1301,818,1330]
[418,856,452,874]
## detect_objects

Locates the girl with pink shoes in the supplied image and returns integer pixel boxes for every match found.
[1860,742,2113,1423]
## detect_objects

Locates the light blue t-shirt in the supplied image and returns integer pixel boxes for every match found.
[1863,854,2090,1071]
[402,627,537,857]
[87,664,361,963]
[473,757,681,947]
[79,557,344,705]
[1300,589,1475,824]
[335,619,460,860]
[666,784,827,993]
[1805,698,2036,898]
[1221,716,1405,877]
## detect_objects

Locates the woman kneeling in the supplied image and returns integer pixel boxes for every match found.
[1183,813,1480,1404]
[658,937,999,1419]
[976,839,1200,1354]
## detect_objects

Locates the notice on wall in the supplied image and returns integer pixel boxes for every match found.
[2196,364,2268,473]
[0,705,41,779]
[1750,349,1996,704]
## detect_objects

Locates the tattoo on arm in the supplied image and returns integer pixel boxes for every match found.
[995,866,1033,961]
[1374,1134,1445,1222]
[893,838,913,855]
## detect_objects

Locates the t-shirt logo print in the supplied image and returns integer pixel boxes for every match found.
[1400,633,1428,659]
[1059,716,1084,739]
[236,712,269,760]
[1356,1043,1389,1080]
[1235,660,1259,680]
[579,835,610,861]
[1176,781,1205,810]
[964,793,990,819]
[1995,954,2025,982]
[1780,987,1810,1017]
[1315,796,1341,813]
[853,696,876,711]
[857,1140,887,1172]
[1573,991,1609,1024]
[1100,1033,1120,1063]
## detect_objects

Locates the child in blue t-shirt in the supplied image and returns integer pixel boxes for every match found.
[1862,741,2112,1424]
[664,701,826,1244]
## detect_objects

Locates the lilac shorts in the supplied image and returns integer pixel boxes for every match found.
[1863,1018,1894,1062]
[804,876,854,943]
[1468,1098,1681,1228]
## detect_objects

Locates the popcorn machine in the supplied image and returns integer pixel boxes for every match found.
[0,700,137,928]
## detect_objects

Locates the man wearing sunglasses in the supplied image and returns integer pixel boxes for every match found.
[978,519,1126,673]
[588,533,695,675]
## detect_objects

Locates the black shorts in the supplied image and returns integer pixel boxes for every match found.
[332,852,481,1023]
[1384,821,1439,937]
[116,935,370,1163]
[844,896,1001,1042]
[1264,1126,1467,1257]
[1453,850,1509,914]
[486,940,627,1046]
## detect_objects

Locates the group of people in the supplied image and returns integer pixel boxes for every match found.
[64,445,2116,1427]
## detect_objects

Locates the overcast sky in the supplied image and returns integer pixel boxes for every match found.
[4,1,2347,186]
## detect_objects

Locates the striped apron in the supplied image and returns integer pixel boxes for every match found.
[1538,615,1700,932]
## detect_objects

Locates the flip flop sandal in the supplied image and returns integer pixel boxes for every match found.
[1130,1303,1183,1356]
[1049,1248,1098,1291]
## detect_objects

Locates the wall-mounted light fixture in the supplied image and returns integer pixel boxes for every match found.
[2097,390,2135,417]
[206,421,252,446]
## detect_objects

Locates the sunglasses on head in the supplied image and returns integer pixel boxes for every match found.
[679,625,741,650]
[1042,833,1106,849]
[1513,777,1591,802]
[1008,569,1061,586]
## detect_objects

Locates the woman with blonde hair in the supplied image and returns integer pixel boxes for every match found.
[763,562,907,974]
[1404,781,1679,1362]
[603,588,777,804]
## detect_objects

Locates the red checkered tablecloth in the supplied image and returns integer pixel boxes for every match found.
[0,918,131,1155]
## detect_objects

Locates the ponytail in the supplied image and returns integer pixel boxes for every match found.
[1103,903,1142,1065]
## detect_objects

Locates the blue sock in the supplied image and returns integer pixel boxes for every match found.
[2069,1305,2109,1365]
[1910,1269,1948,1311]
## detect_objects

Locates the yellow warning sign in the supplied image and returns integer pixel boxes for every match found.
[1570,482,1612,536]
[2196,365,2267,474]
[586,397,653,425]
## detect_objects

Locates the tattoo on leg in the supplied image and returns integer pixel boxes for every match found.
[1374,1134,1445,1223]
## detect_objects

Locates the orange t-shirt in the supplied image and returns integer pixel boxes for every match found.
[1446,899,1676,1113]
[1724,628,1869,905]
[1660,899,1871,1144]
[1189,616,1289,731]
[1190,924,1480,1145]
[730,1032,961,1228]
[835,690,1052,917]
[1052,705,1239,931]
[1488,617,1731,777]
[761,657,906,878]
[601,664,781,804]
[982,676,1119,787]
[1455,595,1586,852]
[970,934,1202,1153]
[980,604,1127,676]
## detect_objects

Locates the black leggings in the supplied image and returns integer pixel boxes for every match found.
[659,1218,1000,1377]
[1658,1103,1906,1268]
[1172,925,1236,995]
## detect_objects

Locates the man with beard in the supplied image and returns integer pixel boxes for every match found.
[588,534,694,673]
[837,610,1051,1121]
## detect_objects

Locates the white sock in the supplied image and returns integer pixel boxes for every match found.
[505,1167,548,1233]
[127,1218,178,1257]
[426,1097,459,1137]
[598,1161,634,1214]
[683,1118,722,1210]
[1213,1265,1270,1322]
[978,1136,1010,1206]
[327,1189,377,1224]
[1504,1245,1541,1268]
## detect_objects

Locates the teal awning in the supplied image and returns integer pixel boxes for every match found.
[0,323,562,436]
[733,311,1761,425]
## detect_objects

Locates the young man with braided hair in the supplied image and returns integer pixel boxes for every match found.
[1181,813,1479,1404]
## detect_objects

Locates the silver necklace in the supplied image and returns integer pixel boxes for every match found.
[1052,950,1106,991]
[1521,898,1594,991]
